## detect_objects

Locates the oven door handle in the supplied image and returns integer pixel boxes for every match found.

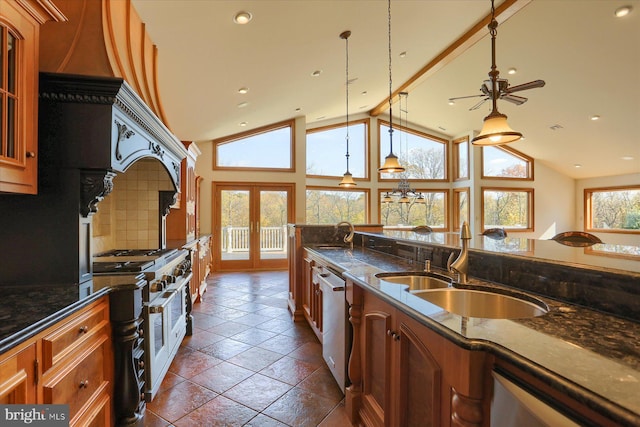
[147,290,177,314]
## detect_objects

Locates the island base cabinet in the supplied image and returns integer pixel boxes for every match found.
[346,281,489,427]
[0,343,37,404]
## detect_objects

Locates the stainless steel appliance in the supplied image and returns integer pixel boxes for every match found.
[314,265,349,393]
[93,248,192,401]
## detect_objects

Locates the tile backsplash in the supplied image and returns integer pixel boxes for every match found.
[93,159,174,252]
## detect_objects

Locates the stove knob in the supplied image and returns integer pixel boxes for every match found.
[164,275,175,284]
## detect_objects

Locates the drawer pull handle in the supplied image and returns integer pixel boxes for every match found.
[26,151,36,158]
[79,326,89,334]
[79,380,89,388]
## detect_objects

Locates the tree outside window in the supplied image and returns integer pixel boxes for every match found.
[306,188,368,224]
[586,187,640,232]
[380,190,448,230]
[482,187,533,231]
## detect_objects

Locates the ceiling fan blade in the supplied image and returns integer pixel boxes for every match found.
[506,79,546,93]
[469,98,489,110]
[501,94,528,105]
[448,94,486,102]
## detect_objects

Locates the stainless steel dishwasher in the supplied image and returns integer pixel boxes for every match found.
[315,265,349,393]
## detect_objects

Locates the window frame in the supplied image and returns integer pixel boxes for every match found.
[377,119,449,182]
[481,144,534,181]
[305,185,370,224]
[481,186,534,232]
[378,188,449,231]
[584,185,640,234]
[453,187,470,232]
[212,119,295,172]
[452,136,469,181]
[306,118,370,181]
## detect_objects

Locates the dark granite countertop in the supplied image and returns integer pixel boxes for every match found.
[0,284,110,354]
[305,245,640,426]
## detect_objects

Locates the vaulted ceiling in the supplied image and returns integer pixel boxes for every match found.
[132,0,639,180]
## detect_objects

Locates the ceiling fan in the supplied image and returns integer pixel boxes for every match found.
[449,78,546,111]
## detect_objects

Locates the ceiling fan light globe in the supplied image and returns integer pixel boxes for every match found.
[472,113,522,146]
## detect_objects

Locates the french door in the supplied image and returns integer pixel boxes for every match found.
[213,182,294,271]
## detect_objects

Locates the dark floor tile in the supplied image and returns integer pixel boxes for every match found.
[297,366,344,402]
[173,395,258,427]
[200,337,253,360]
[157,371,185,394]
[257,334,315,355]
[189,361,255,393]
[262,387,341,427]
[243,413,289,427]
[146,380,217,423]
[259,356,320,386]
[190,312,227,329]
[230,328,278,346]
[223,373,292,411]
[227,346,284,371]
[287,341,325,366]
[142,409,172,427]
[207,321,252,337]
[181,328,225,350]
[318,399,353,427]
[256,318,296,334]
[233,312,273,327]
[168,346,222,379]
[255,306,291,319]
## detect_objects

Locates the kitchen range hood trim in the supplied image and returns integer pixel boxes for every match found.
[39,72,188,213]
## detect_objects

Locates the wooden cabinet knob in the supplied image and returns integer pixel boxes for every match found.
[79,325,89,334]
[26,151,36,158]
[79,380,89,388]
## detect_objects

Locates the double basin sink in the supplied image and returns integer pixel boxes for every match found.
[375,272,548,319]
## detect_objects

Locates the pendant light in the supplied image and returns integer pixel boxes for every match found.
[378,0,405,173]
[339,30,356,187]
[471,0,523,146]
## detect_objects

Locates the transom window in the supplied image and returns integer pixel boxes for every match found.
[482,187,534,232]
[378,120,447,181]
[213,120,294,171]
[306,187,369,224]
[379,189,448,230]
[585,186,640,233]
[1,24,18,161]
[307,119,368,179]
[482,145,533,180]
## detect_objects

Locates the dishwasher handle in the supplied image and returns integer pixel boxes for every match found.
[318,273,345,292]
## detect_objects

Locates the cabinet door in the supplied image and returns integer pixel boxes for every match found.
[360,291,393,427]
[395,312,442,427]
[302,255,313,319]
[0,343,37,404]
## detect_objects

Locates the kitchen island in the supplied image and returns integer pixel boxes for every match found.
[302,230,640,426]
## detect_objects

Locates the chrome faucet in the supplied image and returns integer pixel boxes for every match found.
[336,221,355,248]
[448,221,471,284]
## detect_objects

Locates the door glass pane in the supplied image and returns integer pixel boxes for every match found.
[7,97,15,158]
[259,190,288,261]
[7,33,15,93]
[220,190,250,261]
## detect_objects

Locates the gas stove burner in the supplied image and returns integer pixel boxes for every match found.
[96,248,174,257]
[93,260,154,274]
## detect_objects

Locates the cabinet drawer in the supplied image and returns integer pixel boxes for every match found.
[71,387,111,427]
[42,300,109,372]
[43,334,109,420]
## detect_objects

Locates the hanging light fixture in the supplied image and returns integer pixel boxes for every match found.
[378,0,405,173]
[471,0,523,146]
[339,31,356,187]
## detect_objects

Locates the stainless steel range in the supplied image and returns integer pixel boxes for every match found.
[93,248,192,401]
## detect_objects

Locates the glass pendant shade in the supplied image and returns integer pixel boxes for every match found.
[339,171,356,187]
[399,195,410,204]
[379,153,405,173]
[381,193,393,203]
[472,112,522,146]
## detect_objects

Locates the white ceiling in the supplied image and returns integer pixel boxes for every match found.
[131,0,640,180]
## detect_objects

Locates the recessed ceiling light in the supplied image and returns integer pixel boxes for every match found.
[508,68,517,75]
[590,115,601,121]
[361,91,367,96]
[239,121,248,127]
[574,164,582,168]
[295,107,301,112]
[238,87,249,94]
[399,51,407,58]
[359,105,368,109]
[311,70,322,77]
[615,5,632,18]
[549,124,563,131]
[233,11,252,24]
[448,100,455,106]
[237,102,249,108]
[621,156,635,161]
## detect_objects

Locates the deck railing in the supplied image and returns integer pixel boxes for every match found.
[221,226,287,253]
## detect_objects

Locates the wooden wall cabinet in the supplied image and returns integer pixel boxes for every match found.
[346,281,488,427]
[0,0,64,194]
[0,297,113,426]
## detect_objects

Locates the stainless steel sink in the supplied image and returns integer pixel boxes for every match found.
[375,272,452,290]
[412,288,548,319]
[315,245,347,250]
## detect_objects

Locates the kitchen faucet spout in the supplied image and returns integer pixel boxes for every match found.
[448,221,471,284]
[336,221,355,248]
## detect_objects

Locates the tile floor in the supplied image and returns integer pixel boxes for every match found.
[144,270,353,427]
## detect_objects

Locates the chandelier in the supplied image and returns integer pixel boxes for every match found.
[382,178,425,204]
